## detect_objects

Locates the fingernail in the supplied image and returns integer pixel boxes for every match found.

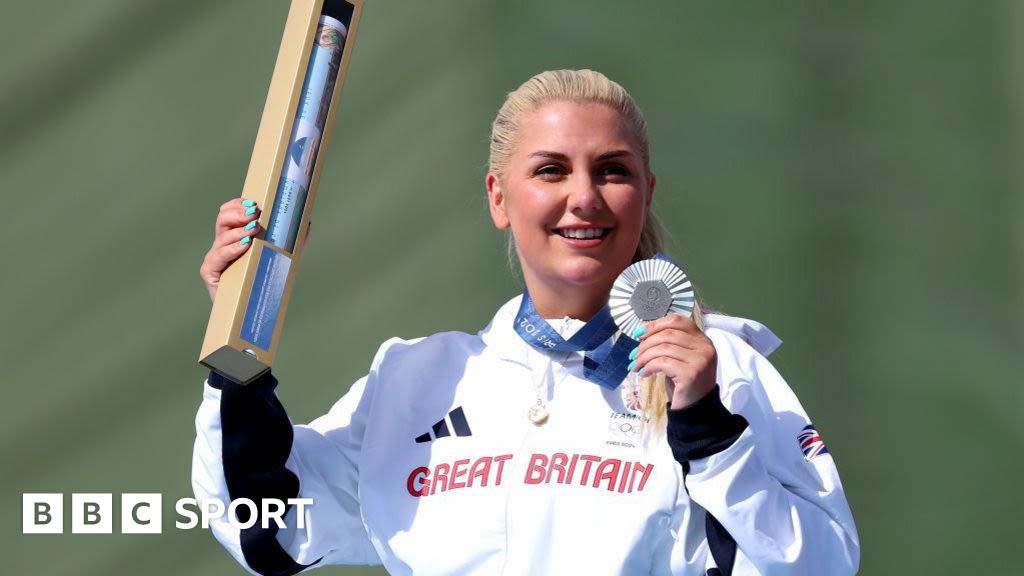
[638,367,645,376]
[627,360,636,371]
[240,236,250,246]
[242,199,256,207]
[245,207,256,215]
[628,348,638,360]
[631,327,646,338]
[245,220,257,230]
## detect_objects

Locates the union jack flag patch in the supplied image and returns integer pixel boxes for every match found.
[798,424,829,460]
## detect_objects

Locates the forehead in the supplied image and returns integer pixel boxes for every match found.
[514,100,640,155]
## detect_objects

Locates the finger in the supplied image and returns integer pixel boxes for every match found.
[638,312,700,341]
[636,356,698,385]
[631,342,700,372]
[639,357,708,405]
[201,234,255,280]
[212,221,260,250]
[634,328,703,354]
[216,198,261,235]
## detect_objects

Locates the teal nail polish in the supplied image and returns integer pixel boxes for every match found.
[631,326,646,338]
[245,220,257,230]
[245,206,256,215]
[239,236,250,246]
[242,199,256,207]
[628,348,638,360]
[627,360,636,371]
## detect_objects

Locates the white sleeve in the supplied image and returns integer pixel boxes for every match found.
[191,340,398,575]
[668,328,860,575]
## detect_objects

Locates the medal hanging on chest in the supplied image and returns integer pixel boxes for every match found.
[608,255,695,419]
[527,399,549,425]
[525,329,565,426]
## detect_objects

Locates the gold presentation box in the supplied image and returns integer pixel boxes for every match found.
[199,0,363,384]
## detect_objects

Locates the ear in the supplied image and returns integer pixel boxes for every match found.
[486,172,511,229]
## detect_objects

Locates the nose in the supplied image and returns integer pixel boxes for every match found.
[567,172,605,215]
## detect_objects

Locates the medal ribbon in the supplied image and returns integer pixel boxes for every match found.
[512,289,638,390]
[511,253,676,390]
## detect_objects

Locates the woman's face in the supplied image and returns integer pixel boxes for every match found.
[487,100,655,302]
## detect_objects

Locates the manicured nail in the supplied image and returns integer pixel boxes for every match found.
[627,360,636,371]
[245,207,256,215]
[628,348,638,360]
[245,220,257,230]
[242,199,256,207]
[631,326,646,338]
[239,236,250,246]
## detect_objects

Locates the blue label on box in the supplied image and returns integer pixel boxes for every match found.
[240,247,292,350]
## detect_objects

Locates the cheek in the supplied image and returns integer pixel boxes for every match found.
[508,185,561,229]
[610,191,648,231]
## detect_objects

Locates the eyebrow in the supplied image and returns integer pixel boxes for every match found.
[528,150,635,161]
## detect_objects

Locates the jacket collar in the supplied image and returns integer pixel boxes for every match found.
[478,294,587,368]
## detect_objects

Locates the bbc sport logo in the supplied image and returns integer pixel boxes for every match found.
[22,493,312,534]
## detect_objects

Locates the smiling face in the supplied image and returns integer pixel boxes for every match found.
[486,100,655,318]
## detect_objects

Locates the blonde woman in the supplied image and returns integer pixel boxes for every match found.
[195,69,859,575]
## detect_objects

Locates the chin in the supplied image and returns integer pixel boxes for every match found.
[554,254,617,286]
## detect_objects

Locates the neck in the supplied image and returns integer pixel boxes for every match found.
[524,275,613,321]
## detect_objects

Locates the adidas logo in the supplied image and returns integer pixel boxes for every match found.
[415,406,472,443]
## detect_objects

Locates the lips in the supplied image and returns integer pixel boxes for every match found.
[552,225,612,248]
[553,226,611,239]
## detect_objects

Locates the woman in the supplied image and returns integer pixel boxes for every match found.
[195,70,859,575]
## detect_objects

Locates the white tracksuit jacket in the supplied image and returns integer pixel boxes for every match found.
[192,295,860,575]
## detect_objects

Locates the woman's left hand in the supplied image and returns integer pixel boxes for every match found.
[629,313,718,409]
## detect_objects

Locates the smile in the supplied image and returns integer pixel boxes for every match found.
[554,228,610,239]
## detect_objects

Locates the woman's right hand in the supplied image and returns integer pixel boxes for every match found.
[200,198,261,303]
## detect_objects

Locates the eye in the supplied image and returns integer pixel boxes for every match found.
[598,163,632,179]
[534,164,567,180]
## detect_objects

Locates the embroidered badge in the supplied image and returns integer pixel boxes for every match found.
[798,424,829,460]
[621,381,644,413]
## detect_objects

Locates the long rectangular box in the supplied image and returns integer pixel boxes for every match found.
[199,0,363,384]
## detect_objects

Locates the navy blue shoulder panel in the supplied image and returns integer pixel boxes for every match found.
[705,511,738,576]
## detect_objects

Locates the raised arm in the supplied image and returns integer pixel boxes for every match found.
[192,366,382,575]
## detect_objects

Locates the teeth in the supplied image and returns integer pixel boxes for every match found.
[558,228,605,239]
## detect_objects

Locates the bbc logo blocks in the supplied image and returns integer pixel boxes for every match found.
[23,493,162,534]
[24,494,310,533]
[121,493,162,534]
[72,493,112,534]
[22,493,62,534]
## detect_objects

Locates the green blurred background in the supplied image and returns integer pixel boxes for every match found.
[2,0,1021,574]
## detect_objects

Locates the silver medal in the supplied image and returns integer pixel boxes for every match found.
[609,258,694,337]
[610,257,694,416]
